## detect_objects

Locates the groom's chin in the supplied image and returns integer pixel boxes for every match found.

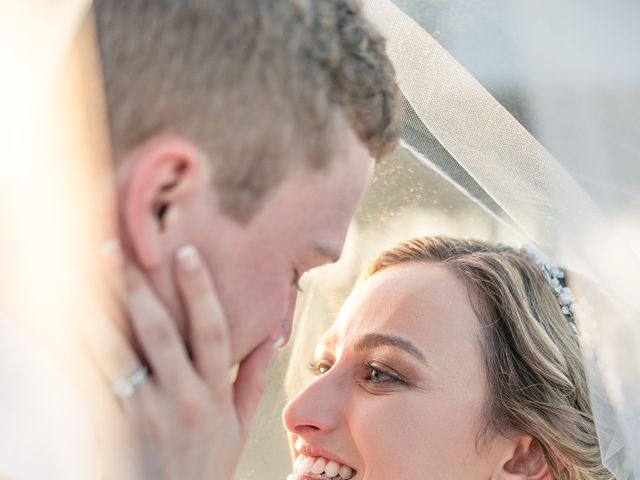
[229,331,273,368]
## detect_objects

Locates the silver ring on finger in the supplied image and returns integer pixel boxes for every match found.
[112,365,150,399]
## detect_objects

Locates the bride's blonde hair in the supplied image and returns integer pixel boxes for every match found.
[367,236,612,480]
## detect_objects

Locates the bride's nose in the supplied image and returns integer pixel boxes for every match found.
[282,373,344,437]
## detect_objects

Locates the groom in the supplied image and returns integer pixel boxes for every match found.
[93,0,399,477]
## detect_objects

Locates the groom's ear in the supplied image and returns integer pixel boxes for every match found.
[493,437,552,480]
[119,136,206,269]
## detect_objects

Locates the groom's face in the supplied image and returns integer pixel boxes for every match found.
[121,129,374,365]
[198,134,375,363]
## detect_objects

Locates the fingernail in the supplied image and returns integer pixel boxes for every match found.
[177,244,200,272]
[272,336,286,349]
[100,238,123,267]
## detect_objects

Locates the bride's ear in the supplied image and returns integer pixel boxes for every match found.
[493,437,552,480]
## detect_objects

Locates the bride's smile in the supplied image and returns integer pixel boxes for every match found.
[283,262,503,479]
[288,437,357,479]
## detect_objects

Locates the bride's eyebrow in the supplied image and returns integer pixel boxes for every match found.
[353,333,429,367]
[316,331,338,354]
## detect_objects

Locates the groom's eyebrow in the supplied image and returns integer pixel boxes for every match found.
[353,333,428,366]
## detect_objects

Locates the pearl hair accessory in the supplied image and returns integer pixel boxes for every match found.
[520,244,579,336]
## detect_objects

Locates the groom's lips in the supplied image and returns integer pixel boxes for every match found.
[279,293,298,345]
[273,313,294,346]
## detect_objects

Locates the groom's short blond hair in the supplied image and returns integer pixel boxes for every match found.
[94,0,399,221]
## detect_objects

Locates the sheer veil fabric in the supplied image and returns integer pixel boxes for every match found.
[283,1,639,479]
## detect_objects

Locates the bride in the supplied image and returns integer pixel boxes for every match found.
[282,236,610,479]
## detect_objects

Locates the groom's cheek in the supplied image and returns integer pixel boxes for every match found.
[224,272,291,364]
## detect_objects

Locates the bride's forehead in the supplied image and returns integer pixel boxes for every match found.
[336,263,467,321]
[321,263,478,350]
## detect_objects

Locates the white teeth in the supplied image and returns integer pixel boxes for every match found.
[312,457,327,474]
[292,454,356,479]
[340,465,355,479]
[325,460,340,478]
[300,456,316,474]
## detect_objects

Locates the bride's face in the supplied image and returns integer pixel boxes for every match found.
[283,262,519,479]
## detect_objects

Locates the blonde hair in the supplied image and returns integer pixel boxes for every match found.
[93,0,400,222]
[368,236,612,480]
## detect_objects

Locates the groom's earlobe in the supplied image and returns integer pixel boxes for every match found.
[122,136,203,269]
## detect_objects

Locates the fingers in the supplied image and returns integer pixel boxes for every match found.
[124,264,196,389]
[233,338,277,440]
[173,243,276,437]
[83,307,145,394]
[100,238,125,298]
[174,245,231,389]
[98,238,134,340]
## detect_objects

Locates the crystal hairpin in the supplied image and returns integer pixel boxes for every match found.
[520,244,578,336]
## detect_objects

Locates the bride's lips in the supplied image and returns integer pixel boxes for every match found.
[296,442,350,467]
[290,437,357,479]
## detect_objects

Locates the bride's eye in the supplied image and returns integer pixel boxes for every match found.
[307,360,332,376]
[364,362,406,385]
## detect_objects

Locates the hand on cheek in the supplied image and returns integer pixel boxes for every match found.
[84,241,277,479]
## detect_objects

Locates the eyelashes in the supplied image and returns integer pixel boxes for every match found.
[362,361,406,385]
[307,360,331,376]
[307,359,408,387]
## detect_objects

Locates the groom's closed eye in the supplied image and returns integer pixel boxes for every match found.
[312,241,342,264]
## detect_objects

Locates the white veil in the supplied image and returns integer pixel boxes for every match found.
[242,1,640,478]
[359,2,639,477]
